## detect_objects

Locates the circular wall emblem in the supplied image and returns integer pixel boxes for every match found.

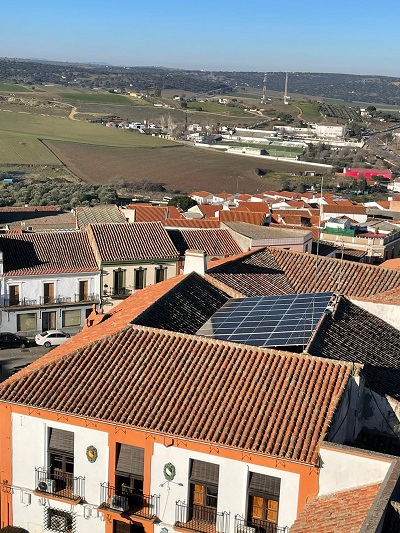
[86,445,98,463]
[163,462,176,481]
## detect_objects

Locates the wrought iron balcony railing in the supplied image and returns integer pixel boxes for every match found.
[35,467,85,503]
[99,482,159,520]
[1,294,100,307]
[175,501,230,533]
[234,515,288,533]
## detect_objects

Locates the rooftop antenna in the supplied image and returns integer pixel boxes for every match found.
[262,72,267,104]
[284,72,289,105]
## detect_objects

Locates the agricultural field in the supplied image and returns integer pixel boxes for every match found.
[58,91,137,105]
[0,83,32,92]
[295,101,322,120]
[187,100,251,116]
[43,139,311,193]
[0,132,60,165]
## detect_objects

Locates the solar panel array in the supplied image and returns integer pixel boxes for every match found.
[197,292,334,348]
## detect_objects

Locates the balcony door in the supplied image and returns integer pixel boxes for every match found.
[247,473,280,530]
[44,283,55,304]
[189,460,219,523]
[113,269,126,296]
[48,428,74,494]
[79,280,89,301]
[9,285,19,306]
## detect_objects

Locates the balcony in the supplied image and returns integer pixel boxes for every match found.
[175,501,230,533]
[234,515,288,533]
[34,467,85,503]
[99,482,159,520]
[1,294,100,308]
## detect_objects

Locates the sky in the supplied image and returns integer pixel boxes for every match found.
[2,0,400,77]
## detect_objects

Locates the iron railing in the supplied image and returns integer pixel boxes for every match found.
[175,501,230,533]
[99,482,159,519]
[1,294,99,307]
[35,467,85,502]
[234,515,288,533]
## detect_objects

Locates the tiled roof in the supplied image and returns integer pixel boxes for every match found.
[268,248,400,297]
[0,232,99,275]
[0,325,352,465]
[129,205,184,223]
[207,249,296,296]
[232,202,271,214]
[323,204,366,214]
[167,229,242,257]
[290,483,381,533]
[75,205,127,228]
[196,205,223,218]
[223,221,311,240]
[307,297,400,399]
[87,222,179,261]
[0,206,61,212]
[190,190,212,198]
[219,210,267,225]
[207,248,400,298]
[0,210,76,232]
[162,219,221,229]
[380,258,400,270]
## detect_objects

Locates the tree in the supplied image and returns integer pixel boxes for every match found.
[168,195,197,211]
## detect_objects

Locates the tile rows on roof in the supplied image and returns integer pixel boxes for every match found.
[75,205,127,228]
[0,324,352,465]
[290,483,382,533]
[87,222,179,261]
[0,231,99,275]
[128,205,184,223]
[219,210,267,225]
[167,229,242,257]
[162,219,221,229]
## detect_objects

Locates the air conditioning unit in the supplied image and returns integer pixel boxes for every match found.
[109,495,129,512]
[37,479,55,493]
[237,526,256,533]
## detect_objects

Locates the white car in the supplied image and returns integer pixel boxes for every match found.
[35,330,71,347]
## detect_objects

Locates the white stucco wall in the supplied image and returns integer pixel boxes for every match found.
[102,261,177,293]
[351,299,400,331]
[150,443,300,531]
[0,272,101,333]
[11,414,108,533]
[319,445,391,496]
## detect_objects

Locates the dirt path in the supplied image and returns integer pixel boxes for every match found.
[68,106,78,120]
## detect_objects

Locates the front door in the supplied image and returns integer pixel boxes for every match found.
[113,520,145,533]
[42,311,57,331]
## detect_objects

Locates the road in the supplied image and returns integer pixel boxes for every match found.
[0,345,52,381]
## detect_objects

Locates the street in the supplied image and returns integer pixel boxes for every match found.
[0,344,51,381]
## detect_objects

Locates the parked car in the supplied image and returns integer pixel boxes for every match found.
[35,330,70,347]
[0,333,29,349]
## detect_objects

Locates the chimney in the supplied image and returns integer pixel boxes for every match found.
[183,250,207,276]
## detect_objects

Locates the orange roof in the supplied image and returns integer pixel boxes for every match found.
[380,258,400,270]
[0,324,352,465]
[323,205,366,214]
[219,210,266,225]
[130,205,184,222]
[290,483,381,533]
[190,190,213,197]
[197,205,223,218]
[235,194,252,201]
[233,202,271,214]
[162,219,220,228]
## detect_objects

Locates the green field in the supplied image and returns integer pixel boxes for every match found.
[187,100,251,116]
[58,91,135,105]
[0,83,32,92]
[295,101,321,120]
[0,132,60,164]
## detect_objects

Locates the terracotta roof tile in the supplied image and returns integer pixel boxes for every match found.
[87,222,179,261]
[323,204,366,214]
[290,483,381,533]
[75,205,127,228]
[0,231,99,275]
[162,219,221,229]
[129,205,184,222]
[219,210,267,225]
[167,229,242,257]
[232,202,271,214]
[0,325,352,465]
[197,205,223,218]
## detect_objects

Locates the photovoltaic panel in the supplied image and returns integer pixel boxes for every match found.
[196,292,334,348]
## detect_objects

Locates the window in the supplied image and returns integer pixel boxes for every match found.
[113,268,126,295]
[45,508,74,532]
[115,443,144,494]
[155,266,167,284]
[134,268,146,290]
[44,282,55,304]
[79,280,89,301]
[17,312,37,332]
[189,460,219,522]
[48,428,74,492]
[247,473,280,526]
[9,285,19,306]
[42,311,57,331]
[62,309,81,327]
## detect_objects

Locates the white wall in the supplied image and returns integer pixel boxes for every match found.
[11,414,108,533]
[150,443,300,531]
[351,299,400,331]
[319,445,391,496]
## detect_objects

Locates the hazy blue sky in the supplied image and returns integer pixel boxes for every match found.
[2,0,400,76]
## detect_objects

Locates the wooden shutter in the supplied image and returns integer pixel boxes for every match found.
[48,428,74,455]
[190,460,219,485]
[116,444,144,477]
[248,473,280,499]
